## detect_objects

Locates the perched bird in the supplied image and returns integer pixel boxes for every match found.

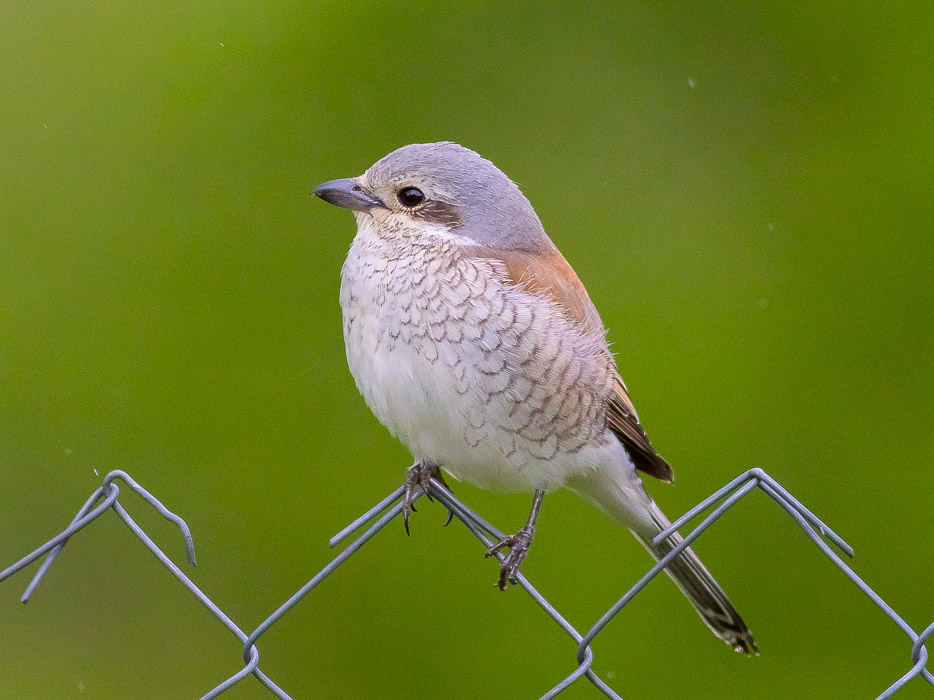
[314,142,756,653]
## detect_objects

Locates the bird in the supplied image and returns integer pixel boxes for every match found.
[313,142,756,654]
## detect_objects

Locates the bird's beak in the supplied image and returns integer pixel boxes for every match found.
[312,178,384,212]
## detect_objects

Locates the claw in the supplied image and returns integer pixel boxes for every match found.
[484,539,507,558]
[443,509,455,527]
[401,462,452,535]
[485,528,534,590]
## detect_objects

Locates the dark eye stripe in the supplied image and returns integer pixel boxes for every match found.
[413,200,462,227]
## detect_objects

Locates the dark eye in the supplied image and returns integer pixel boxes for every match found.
[397,186,425,207]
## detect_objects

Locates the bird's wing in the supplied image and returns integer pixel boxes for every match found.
[605,378,673,482]
[471,243,674,483]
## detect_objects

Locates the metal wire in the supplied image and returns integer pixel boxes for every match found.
[1,467,931,698]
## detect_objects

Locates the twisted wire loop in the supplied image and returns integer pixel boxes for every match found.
[2,467,931,698]
[0,471,289,699]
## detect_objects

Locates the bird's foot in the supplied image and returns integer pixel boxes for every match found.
[402,462,454,535]
[485,526,534,590]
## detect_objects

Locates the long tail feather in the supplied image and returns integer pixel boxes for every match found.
[641,500,757,654]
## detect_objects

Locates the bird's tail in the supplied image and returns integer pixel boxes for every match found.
[568,466,757,654]
[641,499,757,653]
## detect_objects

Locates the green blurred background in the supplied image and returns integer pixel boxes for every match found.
[1,2,932,698]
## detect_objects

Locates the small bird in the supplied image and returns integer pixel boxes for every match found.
[314,142,756,653]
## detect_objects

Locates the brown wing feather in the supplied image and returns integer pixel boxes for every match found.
[467,243,674,483]
[484,245,605,332]
[606,378,674,482]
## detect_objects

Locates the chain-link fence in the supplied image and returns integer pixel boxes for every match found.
[2,467,931,699]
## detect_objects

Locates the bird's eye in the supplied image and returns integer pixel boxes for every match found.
[397,186,425,207]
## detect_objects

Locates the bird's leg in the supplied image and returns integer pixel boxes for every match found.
[402,461,454,535]
[485,489,545,590]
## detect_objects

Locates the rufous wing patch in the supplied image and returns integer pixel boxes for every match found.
[470,244,604,333]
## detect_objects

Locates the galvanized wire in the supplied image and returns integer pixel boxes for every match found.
[2,467,931,698]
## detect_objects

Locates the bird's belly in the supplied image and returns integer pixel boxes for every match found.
[342,308,602,492]
[346,334,556,491]
[339,240,615,492]
[346,324,464,464]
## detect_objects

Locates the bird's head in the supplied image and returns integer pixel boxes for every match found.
[314,142,548,251]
